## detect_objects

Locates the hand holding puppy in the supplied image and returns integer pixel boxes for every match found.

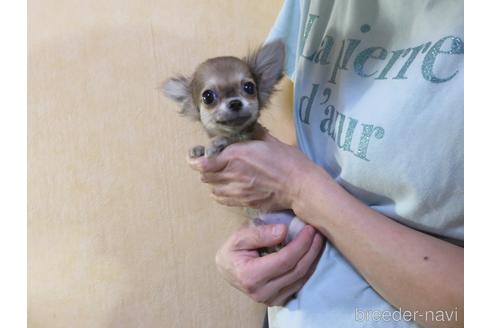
[215,223,324,306]
[188,127,316,212]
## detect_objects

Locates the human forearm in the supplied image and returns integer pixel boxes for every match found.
[291,166,464,328]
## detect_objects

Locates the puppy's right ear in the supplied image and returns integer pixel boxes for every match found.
[161,75,199,120]
[246,40,285,108]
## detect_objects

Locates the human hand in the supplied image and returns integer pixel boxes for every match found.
[215,223,324,306]
[188,126,317,211]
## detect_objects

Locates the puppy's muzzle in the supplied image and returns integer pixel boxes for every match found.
[228,99,243,111]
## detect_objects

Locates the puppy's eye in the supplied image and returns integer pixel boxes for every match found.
[202,90,216,105]
[243,82,256,95]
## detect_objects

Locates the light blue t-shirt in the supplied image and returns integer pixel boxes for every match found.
[266,0,464,327]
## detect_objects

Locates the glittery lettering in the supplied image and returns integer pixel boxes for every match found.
[340,39,362,70]
[355,124,385,161]
[375,49,407,80]
[393,42,431,80]
[300,14,320,59]
[335,112,347,148]
[313,35,335,65]
[318,105,384,160]
[329,39,362,84]
[320,105,335,139]
[422,36,464,83]
[298,84,319,124]
[341,117,358,152]
[353,47,388,77]
[320,87,332,105]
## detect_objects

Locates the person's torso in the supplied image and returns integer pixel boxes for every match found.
[267,0,463,326]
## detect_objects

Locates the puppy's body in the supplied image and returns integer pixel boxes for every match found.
[162,40,284,156]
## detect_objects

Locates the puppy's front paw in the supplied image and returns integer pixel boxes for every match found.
[189,145,205,158]
[205,137,230,157]
[205,146,221,157]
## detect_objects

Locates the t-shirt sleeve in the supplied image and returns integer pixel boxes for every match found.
[265,0,302,81]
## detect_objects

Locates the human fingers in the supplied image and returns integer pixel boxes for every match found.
[261,232,323,295]
[201,171,231,184]
[265,248,321,306]
[215,225,288,295]
[187,152,228,173]
[226,224,288,251]
[210,190,275,210]
[251,226,316,281]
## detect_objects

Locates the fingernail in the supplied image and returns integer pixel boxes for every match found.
[272,225,283,238]
[195,161,205,171]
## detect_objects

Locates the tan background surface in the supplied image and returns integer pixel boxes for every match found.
[28,0,294,327]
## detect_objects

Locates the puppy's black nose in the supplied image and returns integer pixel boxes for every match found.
[228,99,243,111]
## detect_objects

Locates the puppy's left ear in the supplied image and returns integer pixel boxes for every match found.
[246,40,285,107]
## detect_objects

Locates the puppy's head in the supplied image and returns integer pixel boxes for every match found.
[162,40,284,136]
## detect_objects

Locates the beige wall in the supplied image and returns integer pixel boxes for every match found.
[28,0,294,327]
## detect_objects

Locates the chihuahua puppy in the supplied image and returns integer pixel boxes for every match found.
[161,40,306,253]
[161,40,284,157]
